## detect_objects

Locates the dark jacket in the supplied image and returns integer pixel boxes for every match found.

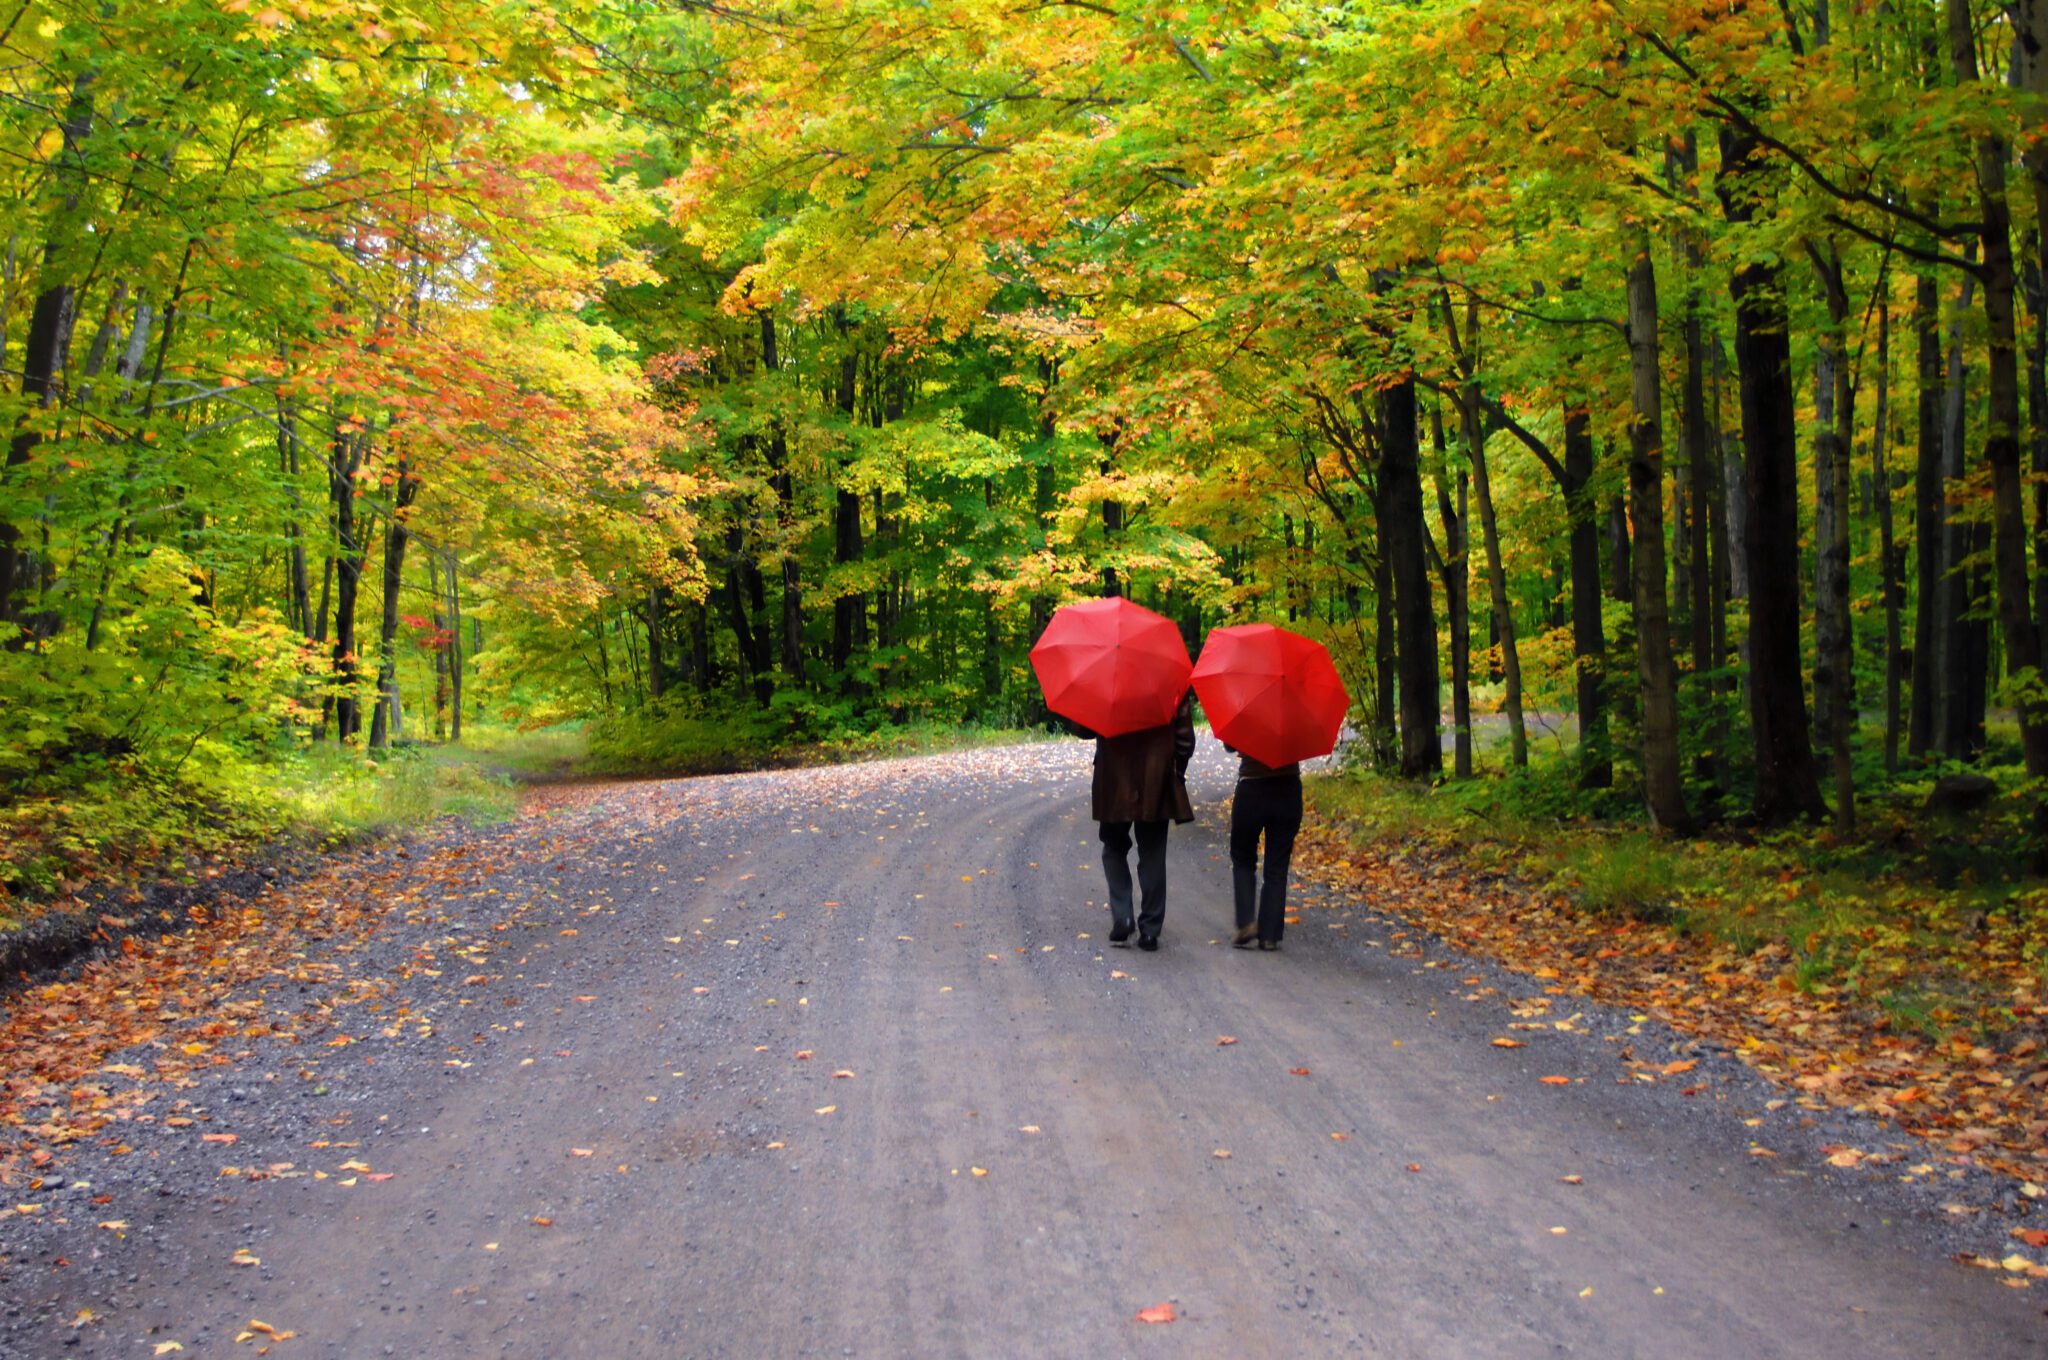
[1088,695,1197,825]
[1224,744,1301,783]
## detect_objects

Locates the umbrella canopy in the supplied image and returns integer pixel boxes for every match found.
[1192,623,1350,767]
[1030,597,1194,738]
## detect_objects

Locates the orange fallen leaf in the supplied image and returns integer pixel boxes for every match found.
[1136,1303,1176,1324]
[1661,1059,1699,1077]
[1330,1132,1350,1142]
[2017,1229,2048,1249]
[1539,1076,1571,1086]
[570,1148,594,1158]
[795,1050,813,1060]
[1406,1163,1423,1173]
[1216,1036,1237,1046]
[364,1173,394,1182]
[1214,1149,1231,1159]
[1289,1068,1311,1077]
[532,1216,553,1227]
[1561,1175,1584,1185]
[832,1070,855,1079]
[201,1133,239,1145]
[1491,1038,1524,1049]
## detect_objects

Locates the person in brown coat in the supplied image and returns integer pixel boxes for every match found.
[1079,691,1197,950]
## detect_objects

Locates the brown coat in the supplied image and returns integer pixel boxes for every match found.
[1090,698,1197,824]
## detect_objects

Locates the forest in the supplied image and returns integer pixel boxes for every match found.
[3,0,2046,893]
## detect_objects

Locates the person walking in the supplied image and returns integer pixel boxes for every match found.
[1083,691,1196,950]
[1226,745,1302,951]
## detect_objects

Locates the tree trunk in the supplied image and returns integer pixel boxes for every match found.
[1564,399,1611,788]
[1938,269,1987,760]
[446,552,464,742]
[1718,127,1825,825]
[1953,0,2048,782]
[1455,311,1526,769]
[1431,405,1473,778]
[329,427,369,743]
[1810,241,1856,830]
[429,552,448,741]
[367,461,418,751]
[1625,240,1691,831]
[1909,270,1945,758]
[1383,375,1442,778]
[1875,290,1903,775]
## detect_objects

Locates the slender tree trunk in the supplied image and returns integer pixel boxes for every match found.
[1875,290,1903,774]
[1810,241,1856,830]
[1371,501,1400,770]
[1454,313,1526,769]
[367,462,418,751]
[1626,240,1691,831]
[429,553,448,741]
[831,325,866,680]
[1432,405,1473,778]
[446,551,463,742]
[1909,270,1946,758]
[1383,375,1441,778]
[1564,399,1611,788]
[330,428,368,743]
[1938,269,1986,759]
[1718,126,1825,825]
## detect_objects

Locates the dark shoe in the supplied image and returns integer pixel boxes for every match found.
[1257,939,1280,952]
[1231,923,1258,949]
[1109,921,1133,946]
[1137,935,1160,952]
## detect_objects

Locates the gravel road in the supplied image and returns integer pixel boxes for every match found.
[2,741,2042,1358]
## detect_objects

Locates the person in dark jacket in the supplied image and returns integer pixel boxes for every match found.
[1225,745,1302,951]
[1081,692,1197,950]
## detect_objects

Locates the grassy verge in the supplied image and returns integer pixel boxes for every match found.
[581,701,1051,778]
[0,736,524,933]
[1309,761,2048,1042]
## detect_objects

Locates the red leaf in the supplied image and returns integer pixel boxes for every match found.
[1135,1303,1176,1325]
[1288,1067,1311,1077]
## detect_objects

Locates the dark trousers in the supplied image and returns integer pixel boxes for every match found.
[1231,777,1302,943]
[1100,820,1169,938]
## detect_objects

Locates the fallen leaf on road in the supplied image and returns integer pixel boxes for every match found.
[1136,1303,1176,1324]
[201,1133,239,1145]
[1561,1175,1584,1185]
[1406,1163,1422,1173]
[832,1070,855,1079]
[795,1050,813,1060]
[1289,1067,1311,1077]
[1825,1149,1864,1169]
[1578,1287,1593,1299]
[532,1216,553,1227]
[1539,1076,1571,1086]
[815,1105,837,1115]
[2015,1229,2048,1249]
[231,1250,260,1267]
[971,1167,988,1178]
[1549,1227,1568,1236]
[1019,1126,1041,1134]
[1331,1132,1350,1142]
[1491,1038,1524,1049]
[96,1220,128,1231]
[1213,1149,1231,1159]
[1662,1059,1699,1076]
[570,1148,594,1158]
[1216,1036,1237,1046]
[154,1345,184,1355]
[364,1173,394,1182]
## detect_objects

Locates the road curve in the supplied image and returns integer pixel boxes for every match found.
[4,741,2039,1358]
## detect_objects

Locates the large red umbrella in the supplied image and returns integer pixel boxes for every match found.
[1030,598,1194,737]
[1192,623,1350,767]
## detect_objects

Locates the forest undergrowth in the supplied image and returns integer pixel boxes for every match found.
[1303,743,2048,1190]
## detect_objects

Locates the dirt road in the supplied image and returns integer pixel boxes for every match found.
[3,742,2040,1357]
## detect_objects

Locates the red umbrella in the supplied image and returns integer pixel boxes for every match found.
[1192,623,1350,767]
[1030,597,1194,737]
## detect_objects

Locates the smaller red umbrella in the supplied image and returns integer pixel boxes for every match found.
[1192,623,1349,767]
[1030,597,1193,738]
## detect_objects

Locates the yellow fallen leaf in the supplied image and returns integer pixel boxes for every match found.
[1491,1038,1524,1049]
[1214,1149,1231,1159]
[1330,1132,1350,1142]
[766,1142,786,1150]
[1550,1227,1568,1236]
[570,1148,594,1158]
[231,1249,260,1267]
[483,1243,498,1251]
[971,1166,988,1178]
[1578,1287,1593,1299]
[1019,1125,1041,1134]
[154,1344,185,1355]
[815,1105,837,1115]
[97,1220,129,1231]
